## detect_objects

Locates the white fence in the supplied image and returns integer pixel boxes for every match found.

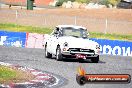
[0,9,132,34]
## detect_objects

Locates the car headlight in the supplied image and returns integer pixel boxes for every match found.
[63,42,68,47]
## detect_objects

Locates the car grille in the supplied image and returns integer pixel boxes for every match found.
[68,48,95,53]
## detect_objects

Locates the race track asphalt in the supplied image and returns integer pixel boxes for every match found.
[0,46,132,88]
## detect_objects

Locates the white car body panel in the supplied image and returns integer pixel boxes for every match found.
[43,25,100,57]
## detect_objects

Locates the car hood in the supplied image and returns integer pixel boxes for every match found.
[59,36,98,49]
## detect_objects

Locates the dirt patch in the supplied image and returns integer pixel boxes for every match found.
[2,7,132,21]
[32,8,132,21]
[41,8,132,21]
[0,7,132,34]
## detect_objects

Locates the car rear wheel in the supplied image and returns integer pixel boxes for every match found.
[45,45,52,58]
[91,55,99,63]
[56,46,63,61]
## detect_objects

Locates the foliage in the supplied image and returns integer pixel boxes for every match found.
[99,0,110,7]
[109,0,121,6]
[75,0,91,3]
[99,0,120,7]
[55,0,75,6]
[55,0,121,7]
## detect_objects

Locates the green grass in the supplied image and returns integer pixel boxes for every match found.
[0,23,132,41]
[90,32,132,41]
[0,23,52,34]
[0,66,16,81]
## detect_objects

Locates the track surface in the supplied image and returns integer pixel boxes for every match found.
[0,46,132,88]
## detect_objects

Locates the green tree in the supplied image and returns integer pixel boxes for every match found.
[75,0,91,3]
[99,0,110,7]
[55,0,75,6]
[109,0,121,6]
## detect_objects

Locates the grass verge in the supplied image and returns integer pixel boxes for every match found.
[0,65,35,84]
[0,23,132,41]
[0,65,16,81]
[0,23,52,34]
[90,32,132,41]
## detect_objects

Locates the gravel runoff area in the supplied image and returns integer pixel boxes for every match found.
[0,46,132,88]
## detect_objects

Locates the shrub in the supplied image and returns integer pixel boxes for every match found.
[99,0,120,7]
[75,0,91,3]
[99,0,110,7]
[55,0,75,6]
[109,0,121,6]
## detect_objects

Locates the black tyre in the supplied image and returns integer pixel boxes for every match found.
[45,45,52,58]
[56,46,63,61]
[91,55,99,63]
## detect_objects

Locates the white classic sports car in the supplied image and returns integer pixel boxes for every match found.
[43,25,100,63]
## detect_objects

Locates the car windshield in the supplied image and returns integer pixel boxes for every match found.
[62,27,88,38]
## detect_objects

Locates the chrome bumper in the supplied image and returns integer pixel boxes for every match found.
[62,51,98,57]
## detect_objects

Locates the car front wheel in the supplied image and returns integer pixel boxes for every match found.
[56,46,63,61]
